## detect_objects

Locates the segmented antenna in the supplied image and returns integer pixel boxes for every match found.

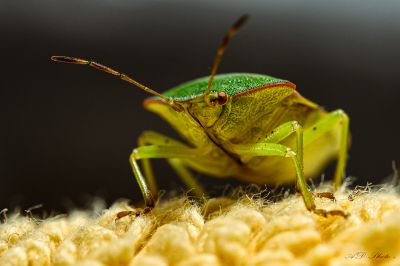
[51,56,183,111]
[204,14,249,96]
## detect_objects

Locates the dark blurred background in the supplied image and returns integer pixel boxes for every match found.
[1,1,399,213]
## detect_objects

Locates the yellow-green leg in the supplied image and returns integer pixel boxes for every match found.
[168,158,205,197]
[131,131,209,208]
[231,117,347,217]
[263,111,350,192]
[138,131,191,197]
[263,121,304,190]
[303,109,350,191]
[129,158,155,208]
[232,142,316,211]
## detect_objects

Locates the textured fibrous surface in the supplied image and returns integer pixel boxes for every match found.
[1,185,400,266]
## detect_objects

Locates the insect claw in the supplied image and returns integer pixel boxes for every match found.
[315,191,337,202]
[115,206,153,221]
[115,210,138,221]
[312,208,349,218]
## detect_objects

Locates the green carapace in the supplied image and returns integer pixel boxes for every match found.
[51,15,350,217]
[158,73,290,100]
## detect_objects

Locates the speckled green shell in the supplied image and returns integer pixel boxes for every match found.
[147,73,294,102]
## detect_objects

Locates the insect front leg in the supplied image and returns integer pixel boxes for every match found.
[303,109,350,191]
[138,131,205,197]
[131,131,209,209]
[138,131,191,197]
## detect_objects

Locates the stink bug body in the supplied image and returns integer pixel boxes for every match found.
[52,15,349,217]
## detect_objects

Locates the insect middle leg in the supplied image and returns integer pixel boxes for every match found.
[131,131,209,208]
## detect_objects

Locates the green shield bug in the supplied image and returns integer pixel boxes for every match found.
[51,15,349,217]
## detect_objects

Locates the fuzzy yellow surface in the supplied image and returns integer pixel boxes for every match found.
[1,185,400,266]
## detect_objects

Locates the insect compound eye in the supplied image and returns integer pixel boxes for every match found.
[216,91,228,105]
[206,91,228,106]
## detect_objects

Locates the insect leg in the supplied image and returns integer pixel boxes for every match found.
[129,157,155,208]
[231,142,346,217]
[138,131,190,196]
[138,131,205,196]
[263,121,304,190]
[232,143,312,209]
[130,135,209,208]
[168,158,205,198]
[303,110,350,191]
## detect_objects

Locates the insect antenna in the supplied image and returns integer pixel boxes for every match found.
[204,14,249,97]
[51,56,184,111]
